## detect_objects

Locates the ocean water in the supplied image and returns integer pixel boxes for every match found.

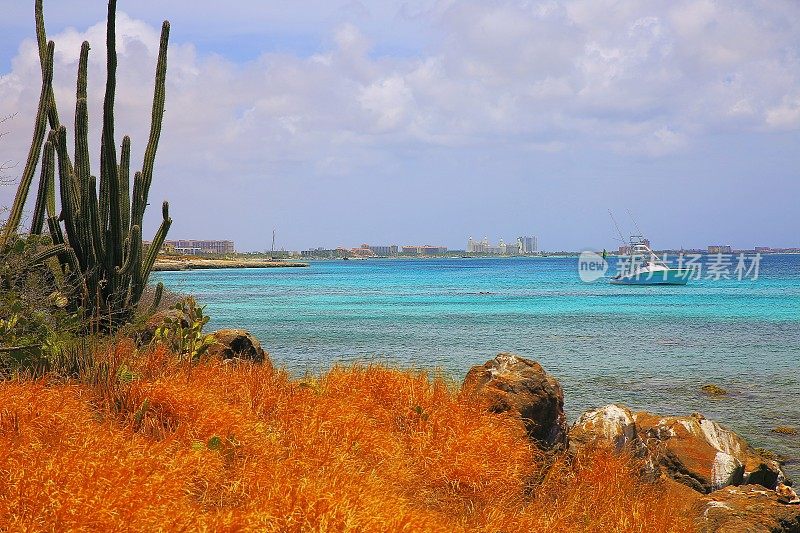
[153,255,800,479]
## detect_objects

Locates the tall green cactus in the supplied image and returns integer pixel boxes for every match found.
[0,41,53,246]
[3,0,172,327]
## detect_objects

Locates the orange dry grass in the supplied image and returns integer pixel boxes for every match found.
[0,345,694,531]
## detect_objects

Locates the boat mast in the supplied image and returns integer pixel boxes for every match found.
[608,211,627,247]
[627,208,645,237]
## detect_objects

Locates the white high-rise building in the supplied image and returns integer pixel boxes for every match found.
[517,236,538,254]
[499,239,520,255]
[467,236,490,253]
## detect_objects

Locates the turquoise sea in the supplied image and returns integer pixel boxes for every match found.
[153,255,800,478]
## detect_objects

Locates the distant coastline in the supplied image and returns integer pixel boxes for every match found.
[152,258,308,271]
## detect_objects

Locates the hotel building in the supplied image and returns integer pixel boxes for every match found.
[165,239,235,255]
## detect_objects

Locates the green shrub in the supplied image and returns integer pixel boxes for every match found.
[152,297,215,361]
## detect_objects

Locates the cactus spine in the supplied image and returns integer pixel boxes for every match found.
[6,0,172,328]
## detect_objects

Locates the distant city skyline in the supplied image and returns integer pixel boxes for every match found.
[149,235,799,255]
[2,2,799,251]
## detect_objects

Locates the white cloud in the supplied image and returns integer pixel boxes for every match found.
[3,2,799,160]
[766,95,800,129]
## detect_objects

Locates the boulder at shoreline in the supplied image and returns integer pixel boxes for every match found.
[694,484,800,532]
[462,353,568,450]
[570,405,788,494]
[207,329,271,365]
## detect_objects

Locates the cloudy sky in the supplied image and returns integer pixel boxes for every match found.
[1,0,799,251]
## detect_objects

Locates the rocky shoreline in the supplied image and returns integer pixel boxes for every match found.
[198,326,799,531]
[152,258,308,271]
[460,352,799,532]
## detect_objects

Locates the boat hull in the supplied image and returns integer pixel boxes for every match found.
[609,268,691,285]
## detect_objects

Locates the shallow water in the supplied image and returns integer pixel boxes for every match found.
[153,255,800,479]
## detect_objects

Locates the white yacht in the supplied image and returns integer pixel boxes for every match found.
[610,236,691,285]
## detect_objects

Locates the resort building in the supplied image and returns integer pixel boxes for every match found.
[708,245,732,254]
[500,239,520,255]
[517,236,538,254]
[350,245,376,258]
[148,239,234,255]
[300,248,345,258]
[468,235,538,255]
[401,245,448,255]
[367,244,398,256]
[466,237,490,253]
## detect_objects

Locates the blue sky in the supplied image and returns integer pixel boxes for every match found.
[2,0,799,251]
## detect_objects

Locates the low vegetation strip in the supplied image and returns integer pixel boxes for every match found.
[0,345,692,532]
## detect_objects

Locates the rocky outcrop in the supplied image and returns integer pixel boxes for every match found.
[636,412,786,493]
[206,329,270,365]
[694,484,800,532]
[569,403,641,454]
[569,405,787,494]
[568,403,656,477]
[462,353,567,450]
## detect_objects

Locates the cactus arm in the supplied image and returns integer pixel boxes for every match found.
[29,244,66,265]
[119,136,131,241]
[0,41,53,248]
[47,215,63,246]
[133,20,170,230]
[86,176,105,277]
[100,0,121,269]
[73,98,93,266]
[76,41,89,101]
[46,214,69,273]
[142,21,170,193]
[34,0,61,133]
[45,217,88,307]
[48,215,90,309]
[54,126,87,265]
[117,224,141,278]
[74,42,90,197]
[141,202,172,279]
[30,140,55,235]
[130,171,144,234]
[44,129,58,220]
[147,282,164,315]
[133,201,171,308]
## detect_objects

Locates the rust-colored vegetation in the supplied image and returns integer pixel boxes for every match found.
[0,343,694,531]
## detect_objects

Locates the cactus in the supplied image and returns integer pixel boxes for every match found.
[29,140,54,236]
[4,1,172,328]
[0,41,53,247]
[148,282,164,315]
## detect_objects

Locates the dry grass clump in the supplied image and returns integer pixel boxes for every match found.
[0,344,693,531]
